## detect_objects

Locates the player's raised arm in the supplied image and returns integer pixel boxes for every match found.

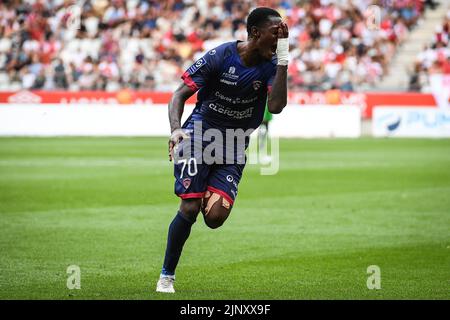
[267,21,289,114]
[168,83,196,161]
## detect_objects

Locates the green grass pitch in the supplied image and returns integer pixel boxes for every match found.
[0,137,449,299]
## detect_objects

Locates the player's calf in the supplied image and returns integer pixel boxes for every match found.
[201,191,232,229]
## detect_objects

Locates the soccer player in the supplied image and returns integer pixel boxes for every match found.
[156,7,289,293]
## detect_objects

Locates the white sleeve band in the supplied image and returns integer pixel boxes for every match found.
[276,38,289,66]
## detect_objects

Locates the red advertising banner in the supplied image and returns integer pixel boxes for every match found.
[0,90,194,105]
[0,90,438,119]
[287,90,437,118]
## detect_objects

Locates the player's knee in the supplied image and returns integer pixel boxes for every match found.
[179,199,201,220]
[204,214,225,229]
[201,191,232,229]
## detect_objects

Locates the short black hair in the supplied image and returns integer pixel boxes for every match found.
[246,7,281,37]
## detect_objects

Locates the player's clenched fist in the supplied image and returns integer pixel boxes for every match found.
[276,22,289,66]
[168,128,189,162]
[277,22,289,38]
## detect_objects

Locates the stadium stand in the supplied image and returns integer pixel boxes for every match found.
[0,0,440,92]
[408,6,449,92]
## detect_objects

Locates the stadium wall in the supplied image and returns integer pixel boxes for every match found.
[0,103,360,138]
[0,90,447,138]
[0,90,440,119]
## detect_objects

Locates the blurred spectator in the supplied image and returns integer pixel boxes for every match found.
[409,6,450,92]
[53,58,68,89]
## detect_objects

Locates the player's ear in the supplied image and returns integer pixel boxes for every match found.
[251,26,260,39]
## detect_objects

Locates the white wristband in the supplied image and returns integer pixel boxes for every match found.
[276,38,289,66]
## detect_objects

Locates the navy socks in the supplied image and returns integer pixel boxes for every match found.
[161,211,196,276]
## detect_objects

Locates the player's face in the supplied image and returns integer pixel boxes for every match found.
[256,17,282,61]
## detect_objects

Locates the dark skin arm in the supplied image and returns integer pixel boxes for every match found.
[168,83,196,161]
[267,65,287,114]
[267,22,288,114]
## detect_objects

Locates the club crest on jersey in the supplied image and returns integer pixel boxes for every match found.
[252,80,262,91]
[188,58,206,74]
[182,178,191,189]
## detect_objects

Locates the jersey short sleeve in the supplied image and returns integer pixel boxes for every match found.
[181,48,222,92]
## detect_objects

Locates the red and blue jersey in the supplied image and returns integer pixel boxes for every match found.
[181,41,277,132]
[174,41,277,201]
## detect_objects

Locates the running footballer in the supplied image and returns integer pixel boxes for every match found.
[156,7,289,293]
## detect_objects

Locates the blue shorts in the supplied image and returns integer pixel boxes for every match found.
[174,159,245,206]
[173,119,249,205]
